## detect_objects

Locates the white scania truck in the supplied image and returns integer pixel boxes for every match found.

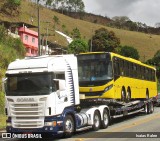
[3,55,155,138]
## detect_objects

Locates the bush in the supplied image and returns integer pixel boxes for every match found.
[68,39,89,54]
[0,92,5,115]
[0,25,25,114]
[119,45,140,60]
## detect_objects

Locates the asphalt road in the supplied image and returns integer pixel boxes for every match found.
[60,106,160,141]
[1,107,160,141]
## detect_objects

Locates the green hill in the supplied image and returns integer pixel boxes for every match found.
[0,0,160,61]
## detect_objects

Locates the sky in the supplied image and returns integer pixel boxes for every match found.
[82,0,160,27]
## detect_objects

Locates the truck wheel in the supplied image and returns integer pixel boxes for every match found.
[144,103,149,114]
[64,115,74,137]
[92,110,101,131]
[149,102,154,114]
[101,109,109,129]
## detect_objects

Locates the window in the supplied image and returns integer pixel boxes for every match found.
[151,70,155,81]
[32,37,35,43]
[120,59,124,76]
[125,61,129,77]
[113,57,120,76]
[55,73,65,79]
[31,49,34,54]
[25,35,28,41]
[129,63,134,78]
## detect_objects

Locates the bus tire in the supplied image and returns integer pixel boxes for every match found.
[92,110,101,131]
[127,88,131,102]
[121,87,126,102]
[101,109,109,129]
[64,115,75,137]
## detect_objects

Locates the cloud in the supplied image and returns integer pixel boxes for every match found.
[83,0,160,26]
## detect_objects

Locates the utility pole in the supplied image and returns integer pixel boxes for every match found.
[90,28,93,52]
[37,0,40,56]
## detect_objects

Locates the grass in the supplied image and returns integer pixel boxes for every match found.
[0,0,160,61]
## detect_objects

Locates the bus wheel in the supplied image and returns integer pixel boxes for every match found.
[64,115,74,137]
[121,88,126,102]
[92,110,101,131]
[101,109,109,129]
[126,89,131,102]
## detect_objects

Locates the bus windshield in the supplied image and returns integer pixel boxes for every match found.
[77,53,113,86]
[6,73,54,96]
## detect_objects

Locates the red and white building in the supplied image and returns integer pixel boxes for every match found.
[18,26,38,56]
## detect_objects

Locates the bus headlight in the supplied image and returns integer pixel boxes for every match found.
[44,121,57,127]
[104,84,113,93]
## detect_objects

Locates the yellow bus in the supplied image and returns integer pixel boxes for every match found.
[77,52,157,102]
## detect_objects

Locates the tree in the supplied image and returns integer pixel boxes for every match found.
[67,39,89,54]
[44,0,85,12]
[155,23,160,28]
[71,27,81,39]
[148,50,160,69]
[112,16,130,28]
[89,28,120,52]
[53,15,59,29]
[146,50,160,81]
[119,45,140,60]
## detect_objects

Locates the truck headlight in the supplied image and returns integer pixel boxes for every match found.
[6,122,11,126]
[104,84,113,93]
[44,121,56,127]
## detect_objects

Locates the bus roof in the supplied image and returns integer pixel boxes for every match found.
[78,52,155,70]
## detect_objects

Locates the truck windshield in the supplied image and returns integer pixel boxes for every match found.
[77,53,113,86]
[6,73,54,96]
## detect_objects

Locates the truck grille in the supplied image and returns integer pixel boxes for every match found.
[9,102,45,128]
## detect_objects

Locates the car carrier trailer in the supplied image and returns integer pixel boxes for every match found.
[3,55,155,138]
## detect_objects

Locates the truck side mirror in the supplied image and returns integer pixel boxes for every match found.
[53,79,66,91]
[53,79,59,91]
[59,80,66,91]
[2,78,7,93]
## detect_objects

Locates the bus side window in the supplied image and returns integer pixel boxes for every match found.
[145,68,149,80]
[152,70,156,81]
[113,57,120,76]
[137,65,140,79]
[129,63,133,78]
[120,59,124,76]
[125,61,129,77]
[133,64,137,78]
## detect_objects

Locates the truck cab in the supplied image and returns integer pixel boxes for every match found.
[4,55,79,136]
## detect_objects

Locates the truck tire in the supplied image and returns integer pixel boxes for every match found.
[101,109,109,129]
[148,102,154,114]
[144,102,149,114]
[92,110,101,131]
[64,115,74,137]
